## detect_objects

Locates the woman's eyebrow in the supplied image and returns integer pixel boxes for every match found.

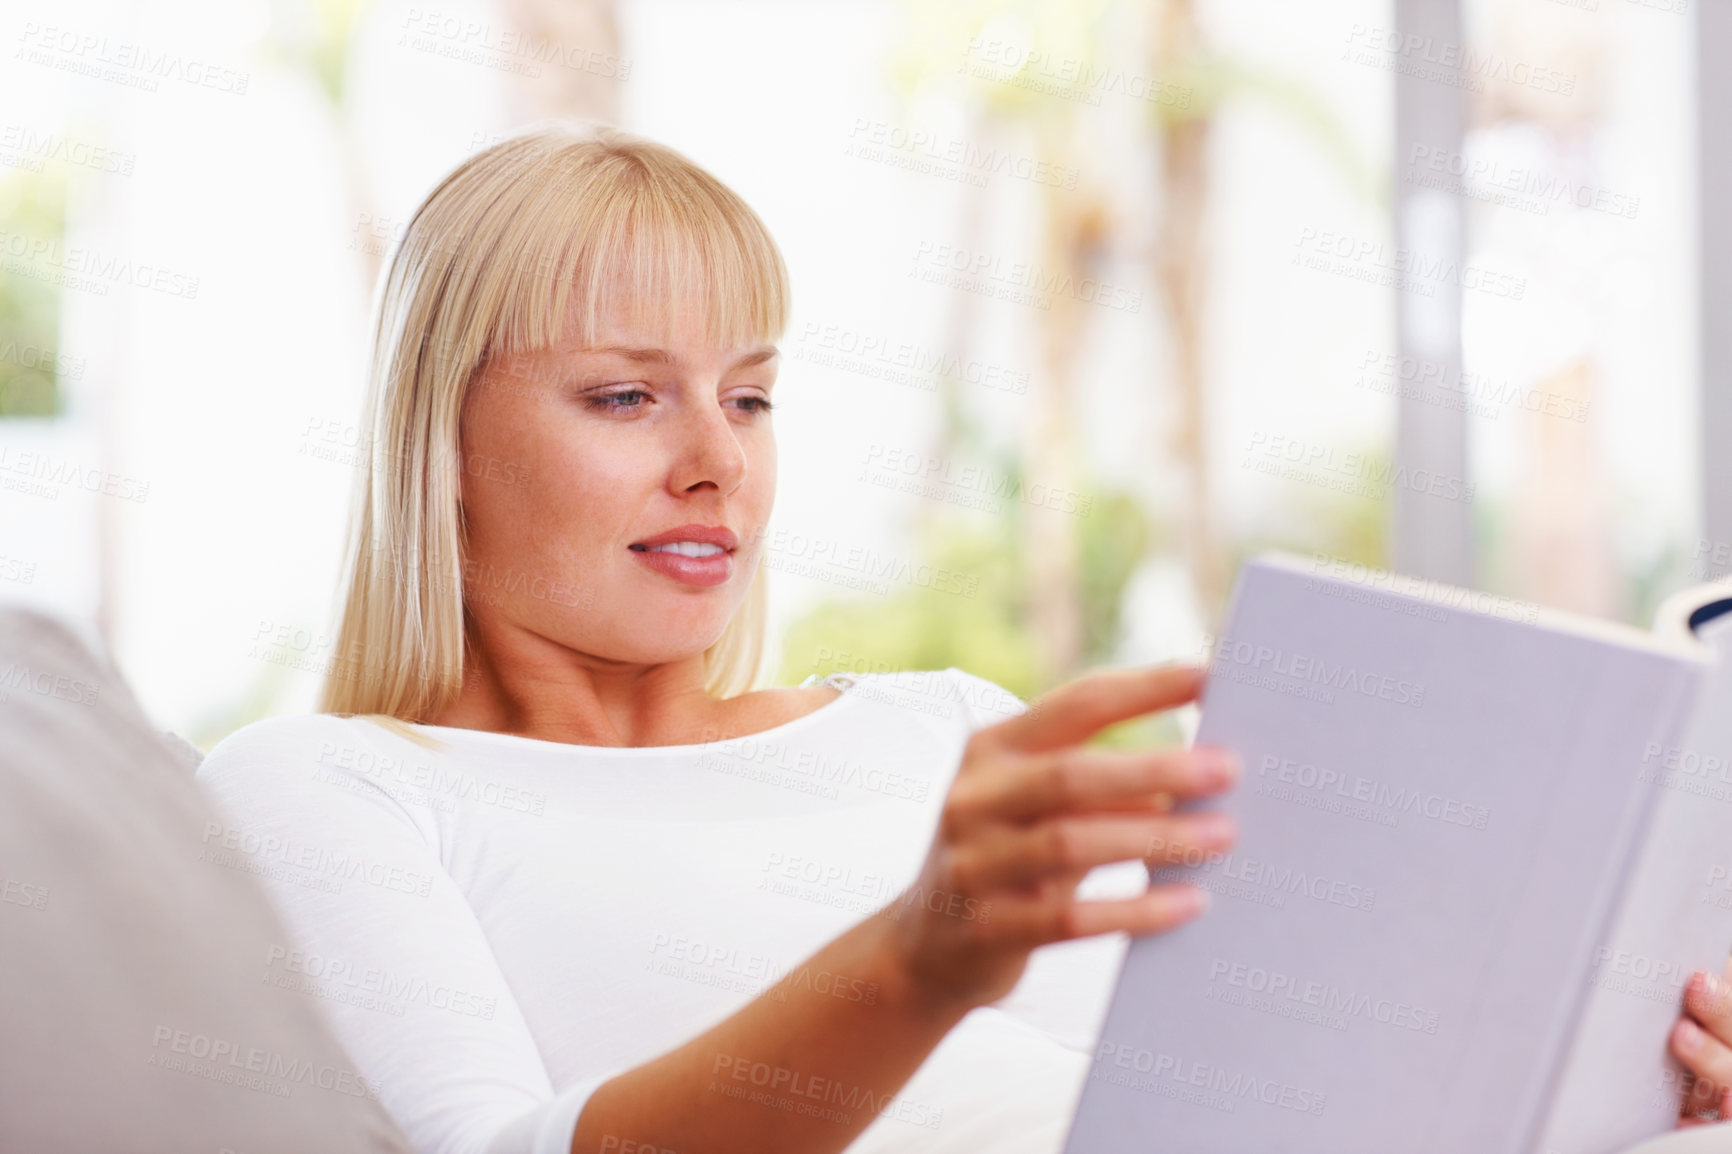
[733,347,779,369]
[580,345,780,368]
[583,345,676,364]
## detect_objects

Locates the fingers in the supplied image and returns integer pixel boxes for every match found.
[951,810,1236,891]
[1687,969,1732,1050]
[1676,969,1732,1118]
[952,883,1211,949]
[1031,867,1091,904]
[903,662,1235,998]
[1673,973,1732,1115]
[1679,1086,1732,1127]
[984,663,1206,753]
[1674,1018,1732,1118]
[948,743,1239,826]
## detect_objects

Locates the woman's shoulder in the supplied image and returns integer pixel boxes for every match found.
[199,712,375,762]
[195,713,412,794]
[194,713,455,844]
[834,666,1030,734]
[937,666,1031,727]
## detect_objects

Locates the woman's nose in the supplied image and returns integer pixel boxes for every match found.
[670,405,749,494]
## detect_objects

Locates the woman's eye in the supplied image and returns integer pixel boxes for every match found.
[586,389,649,411]
[732,395,774,414]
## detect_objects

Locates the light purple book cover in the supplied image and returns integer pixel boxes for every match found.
[1060,554,1709,1154]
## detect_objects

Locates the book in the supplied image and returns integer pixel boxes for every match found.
[1060,552,1732,1154]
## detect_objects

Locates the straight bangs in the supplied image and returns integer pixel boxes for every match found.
[483,140,790,365]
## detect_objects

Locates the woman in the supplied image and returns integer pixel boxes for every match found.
[196,122,1241,1154]
[198,121,1732,1154]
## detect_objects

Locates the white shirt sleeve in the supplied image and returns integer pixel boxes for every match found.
[196,716,603,1154]
[944,666,1031,733]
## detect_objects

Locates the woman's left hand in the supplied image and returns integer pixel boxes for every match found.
[1672,955,1732,1125]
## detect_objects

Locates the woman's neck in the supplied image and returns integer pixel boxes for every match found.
[426,620,730,747]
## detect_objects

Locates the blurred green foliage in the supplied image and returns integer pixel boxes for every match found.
[1229,445,1391,578]
[769,436,1393,749]
[0,166,68,418]
[833,0,1388,754]
[774,453,1157,739]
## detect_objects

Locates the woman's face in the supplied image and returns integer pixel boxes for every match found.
[455,278,779,666]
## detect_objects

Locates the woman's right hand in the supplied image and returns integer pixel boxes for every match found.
[877,662,1239,1013]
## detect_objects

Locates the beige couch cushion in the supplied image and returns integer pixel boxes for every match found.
[0,608,411,1154]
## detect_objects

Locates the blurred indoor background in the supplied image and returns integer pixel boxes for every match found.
[0,0,1715,748]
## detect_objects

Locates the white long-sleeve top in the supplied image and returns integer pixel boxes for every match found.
[194,667,1137,1154]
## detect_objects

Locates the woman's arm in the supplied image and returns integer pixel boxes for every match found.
[196,715,608,1154]
[572,915,971,1153]
[571,663,1239,1154]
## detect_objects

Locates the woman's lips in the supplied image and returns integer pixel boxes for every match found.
[627,545,735,587]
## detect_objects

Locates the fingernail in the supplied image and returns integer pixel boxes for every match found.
[1680,1019,1704,1052]
[1702,972,1721,1000]
[1193,812,1235,843]
[1199,749,1240,788]
[1166,885,1209,918]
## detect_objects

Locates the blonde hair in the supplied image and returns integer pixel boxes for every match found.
[319,122,788,722]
